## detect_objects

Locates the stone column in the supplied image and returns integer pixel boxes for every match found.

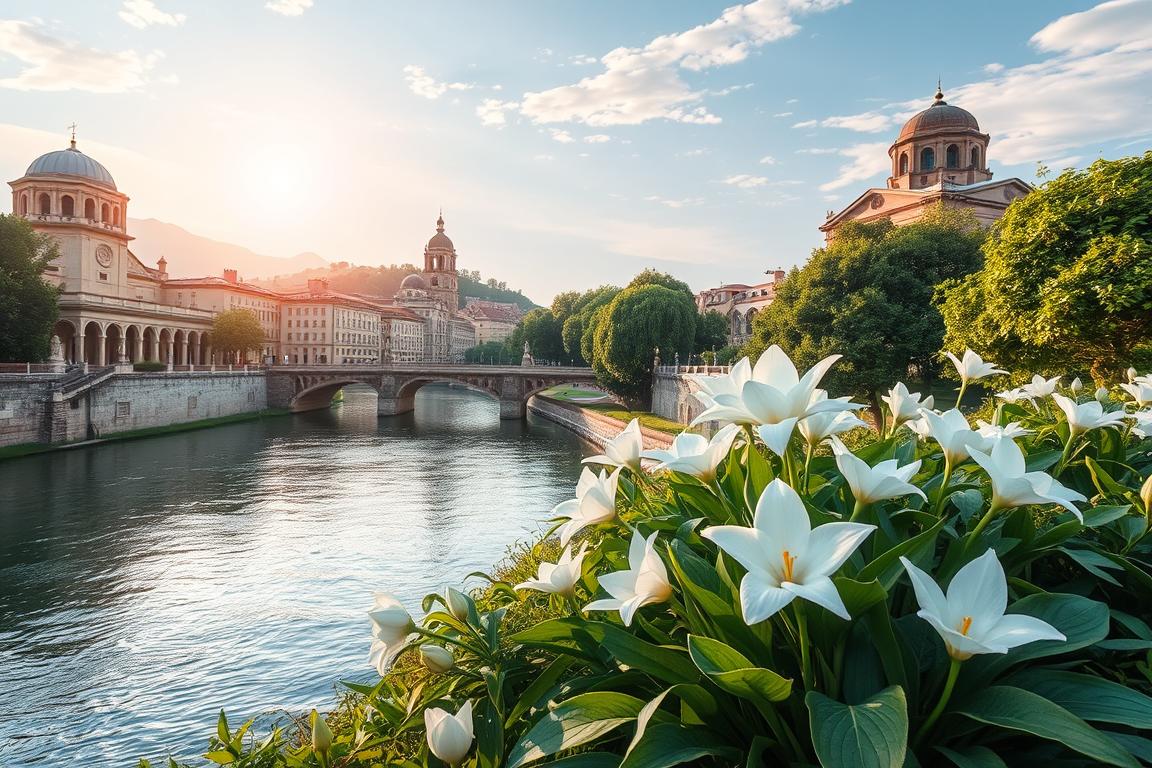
[166,339,175,371]
[96,334,106,366]
[133,334,143,363]
[77,333,86,364]
[117,336,127,364]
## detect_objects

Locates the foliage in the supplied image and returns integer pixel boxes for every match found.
[626,268,693,298]
[519,308,566,363]
[457,271,539,312]
[592,284,696,406]
[462,341,514,365]
[211,309,265,362]
[189,348,1152,768]
[939,152,1152,383]
[133,361,167,372]
[0,214,60,362]
[746,206,985,418]
[694,311,728,354]
[715,344,741,365]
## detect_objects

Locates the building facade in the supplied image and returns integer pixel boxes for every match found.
[820,87,1032,240]
[695,271,786,347]
[461,300,522,345]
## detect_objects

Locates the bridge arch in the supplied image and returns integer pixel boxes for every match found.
[289,377,381,413]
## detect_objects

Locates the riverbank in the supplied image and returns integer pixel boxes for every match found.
[528,394,676,450]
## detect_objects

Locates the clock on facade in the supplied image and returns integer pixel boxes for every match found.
[95,244,113,268]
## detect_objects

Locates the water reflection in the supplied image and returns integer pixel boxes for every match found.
[0,385,589,764]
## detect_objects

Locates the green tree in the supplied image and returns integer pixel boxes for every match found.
[211,308,265,363]
[561,286,619,366]
[592,284,697,406]
[746,206,985,422]
[938,152,1152,382]
[694,310,728,353]
[519,308,565,363]
[463,341,509,364]
[627,268,693,298]
[0,214,60,362]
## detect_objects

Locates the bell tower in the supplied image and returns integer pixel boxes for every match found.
[422,212,459,314]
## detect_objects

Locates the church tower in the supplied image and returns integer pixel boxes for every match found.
[887,85,992,190]
[422,213,459,314]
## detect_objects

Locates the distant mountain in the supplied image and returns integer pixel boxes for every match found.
[127,218,327,280]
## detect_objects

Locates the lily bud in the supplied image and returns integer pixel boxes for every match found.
[445,587,471,621]
[425,701,475,764]
[1141,474,1152,514]
[420,644,455,673]
[311,709,333,754]
[1070,377,1083,394]
[1128,367,1138,382]
[1095,386,1110,404]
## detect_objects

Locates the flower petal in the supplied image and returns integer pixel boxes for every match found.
[739,572,794,624]
[801,522,875,578]
[753,478,812,558]
[900,556,949,621]
[702,525,767,574]
[947,549,1007,631]
[783,577,850,620]
[980,613,1066,650]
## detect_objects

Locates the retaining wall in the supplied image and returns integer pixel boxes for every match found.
[528,395,673,451]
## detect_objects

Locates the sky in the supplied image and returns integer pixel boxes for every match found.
[1,0,1150,303]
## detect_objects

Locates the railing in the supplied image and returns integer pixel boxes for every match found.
[0,363,64,374]
[656,365,731,375]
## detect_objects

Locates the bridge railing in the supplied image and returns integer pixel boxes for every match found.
[656,365,732,376]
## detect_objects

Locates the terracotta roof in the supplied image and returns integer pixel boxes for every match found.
[162,275,281,298]
[897,90,981,142]
[463,303,520,323]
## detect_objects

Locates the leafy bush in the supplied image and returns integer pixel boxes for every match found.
[133,361,167,372]
[178,347,1152,768]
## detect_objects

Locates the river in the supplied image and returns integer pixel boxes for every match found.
[0,385,589,766]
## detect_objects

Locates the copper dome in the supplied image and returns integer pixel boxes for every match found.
[897,90,980,142]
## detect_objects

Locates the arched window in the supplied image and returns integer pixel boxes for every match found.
[920,147,935,171]
[84,198,95,219]
[61,195,74,217]
[18,194,27,215]
[945,144,959,168]
[970,146,980,168]
[898,152,908,175]
[38,193,51,215]
[101,203,110,222]
[112,206,120,227]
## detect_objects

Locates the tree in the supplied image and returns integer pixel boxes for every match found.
[211,308,265,363]
[0,214,60,362]
[592,284,697,406]
[464,341,508,364]
[694,310,728,353]
[938,152,1152,382]
[627,268,693,298]
[746,206,985,422]
[519,308,565,363]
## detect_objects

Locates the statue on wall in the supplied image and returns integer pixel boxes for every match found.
[49,334,63,362]
[521,340,534,367]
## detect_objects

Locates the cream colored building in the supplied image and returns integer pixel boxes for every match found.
[820,87,1031,240]
[461,301,521,344]
[280,279,387,365]
[380,306,425,363]
[161,270,283,361]
[695,271,785,347]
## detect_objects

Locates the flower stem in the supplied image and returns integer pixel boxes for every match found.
[794,603,813,690]
[914,657,962,746]
[803,442,815,488]
[932,457,954,517]
[954,380,968,410]
[1053,431,1079,477]
[965,501,1002,551]
[849,498,867,523]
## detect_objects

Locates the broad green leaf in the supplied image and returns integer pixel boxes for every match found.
[599,623,698,684]
[506,691,647,768]
[537,754,621,768]
[1085,455,1130,498]
[619,723,741,768]
[953,685,1138,767]
[687,634,791,704]
[857,518,945,590]
[834,577,888,617]
[936,745,1007,768]
[805,686,908,768]
[1008,670,1152,729]
[203,751,235,766]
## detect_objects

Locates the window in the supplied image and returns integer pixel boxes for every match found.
[38,193,51,215]
[945,144,959,168]
[84,198,95,219]
[112,206,121,227]
[61,195,74,217]
[898,152,908,175]
[101,202,109,222]
[920,147,935,171]
[971,146,980,168]
[116,401,131,418]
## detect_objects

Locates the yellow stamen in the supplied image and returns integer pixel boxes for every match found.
[960,616,973,636]
[782,550,796,582]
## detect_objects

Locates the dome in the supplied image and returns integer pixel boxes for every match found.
[426,214,454,250]
[400,273,427,290]
[25,144,117,190]
[897,89,980,142]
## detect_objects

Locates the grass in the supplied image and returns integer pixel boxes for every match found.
[541,385,612,403]
[0,408,290,460]
[582,404,685,435]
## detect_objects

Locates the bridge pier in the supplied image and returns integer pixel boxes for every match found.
[500,398,526,420]
[377,394,415,417]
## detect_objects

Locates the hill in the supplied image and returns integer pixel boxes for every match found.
[127,218,327,280]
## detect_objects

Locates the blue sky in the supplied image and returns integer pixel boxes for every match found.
[1,0,1150,302]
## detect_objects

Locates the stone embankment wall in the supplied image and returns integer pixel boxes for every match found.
[0,371,268,448]
[651,370,712,426]
[528,395,673,451]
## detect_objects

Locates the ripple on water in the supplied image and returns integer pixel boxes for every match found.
[0,386,589,765]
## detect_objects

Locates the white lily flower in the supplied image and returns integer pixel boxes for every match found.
[1051,393,1127,436]
[1020,374,1061,399]
[424,700,474,765]
[1127,367,1139,382]
[976,420,1032,441]
[582,418,644,470]
[900,550,1065,661]
[796,392,868,452]
[514,542,589,597]
[919,408,990,466]
[692,356,752,405]
[1095,386,1111,404]
[583,530,672,626]
[368,593,416,675]
[1131,409,1152,439]
[642,424,741,480]
[553,467,621,546]
[1070,377,1083,394]
[996,388,1028,405]
[419,644,455,673]
[882,382,934,430]
[946,349,1006,384]
[702,478,875,623]
[691,345,854,428]
[905,415,932,439]
[966,437,1086,520]
[831,437,926,506]
[1120,380,1152,407]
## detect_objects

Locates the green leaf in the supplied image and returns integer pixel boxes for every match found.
[536,754,621,768]
[619,723,740,768]
[936,745,1007,768]
[1085,455,1131,498]
[1009,670,1152,729]
[216,710,229,745]
[687,634,791,704]
[805,686,908,768]
[953,685,1138,767]
[203,752,235,766]
[857,518,945,590]
[506,691,647,768]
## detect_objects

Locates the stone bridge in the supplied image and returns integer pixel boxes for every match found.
[266,364,598,419]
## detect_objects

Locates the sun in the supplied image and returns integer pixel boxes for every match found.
[237,142,313,217]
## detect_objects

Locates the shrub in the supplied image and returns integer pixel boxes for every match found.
[132,361,166,372]
[176,347,1152,768]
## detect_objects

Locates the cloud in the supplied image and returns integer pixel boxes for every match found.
[773,111,793,117]
[119,0,186,28]
[796,147,838,154]
[569,54,598,65]
[476,99,519,127]
[265,0,313,15]
[818,142,889,191]
[518,0,846,126]
[583,134,611,143]
[791,119,817,128]
[679,148,711,157]
[532,154,554,161]
[0,20,162,92]
[723,174,769,188]
[810,1,1152,166]
[983,62,1004,73]
[644,195,706,208]
[759,154,777,164]
[549,129,575,143]
[403,64,475,99]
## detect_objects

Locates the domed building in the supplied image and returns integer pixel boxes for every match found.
[819,86,1032,240]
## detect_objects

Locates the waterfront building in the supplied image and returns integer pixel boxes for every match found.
[820,86,1032,240]
[160,270,283,361]
[379,305,425,363]
[461,300,522,344]
[279,279,387,365]
[695,270,786,347]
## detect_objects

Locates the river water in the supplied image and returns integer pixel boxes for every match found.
[0,386,589,766]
